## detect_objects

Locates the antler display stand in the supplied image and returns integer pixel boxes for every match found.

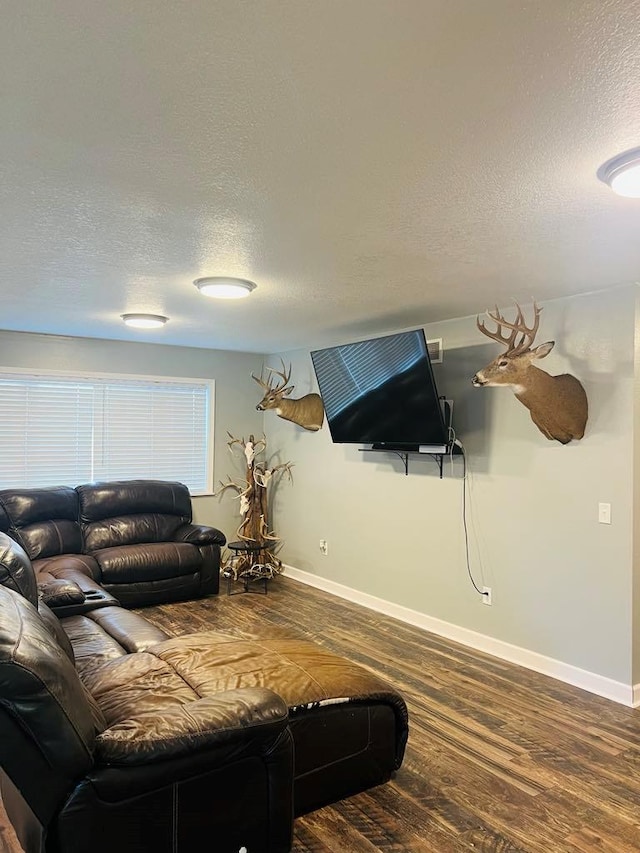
[215,433,293,594]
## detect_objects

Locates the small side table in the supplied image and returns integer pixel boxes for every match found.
[224,540,269,595]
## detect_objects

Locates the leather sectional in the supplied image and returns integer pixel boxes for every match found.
[0,480,409,853]
[0,479,226,607]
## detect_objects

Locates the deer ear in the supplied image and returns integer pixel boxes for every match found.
[284,386,294,396]
[531,341,554,359]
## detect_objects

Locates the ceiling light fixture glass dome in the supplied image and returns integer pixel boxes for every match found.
[194,277,257,299]
[121,313,169,329]
[597,147,640,198]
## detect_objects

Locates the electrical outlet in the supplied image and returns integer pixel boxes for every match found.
[482,586,492,606]
[319,539,328,555]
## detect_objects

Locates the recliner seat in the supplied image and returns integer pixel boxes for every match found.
[0,479,226,607]
[0,532,294,853]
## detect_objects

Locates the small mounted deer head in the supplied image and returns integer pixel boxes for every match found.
[252,359,325,432]
[472,301,588,444]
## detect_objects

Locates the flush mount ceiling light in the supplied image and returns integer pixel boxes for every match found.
[193,277,257,299]
[121,313,169,329]
[597,147,640,197]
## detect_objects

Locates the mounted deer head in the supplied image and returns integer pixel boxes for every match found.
[252,360,325,432]
[472,301,588,444]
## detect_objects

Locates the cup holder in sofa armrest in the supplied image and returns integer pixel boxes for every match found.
[38,579,119,616]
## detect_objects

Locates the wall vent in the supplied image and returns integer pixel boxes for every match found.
[427,338,443,364]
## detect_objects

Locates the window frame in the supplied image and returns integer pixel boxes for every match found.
[0,365,215,496]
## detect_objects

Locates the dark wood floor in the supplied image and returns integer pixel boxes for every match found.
[137,575,640,853]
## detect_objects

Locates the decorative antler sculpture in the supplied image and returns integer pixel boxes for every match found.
[472,301,588,444]
[215,432,293,580]
[252,359,324,431]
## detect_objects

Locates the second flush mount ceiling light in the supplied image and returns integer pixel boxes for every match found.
[121,313,168,328]
[194,277,257,299]
[597,146,640,197]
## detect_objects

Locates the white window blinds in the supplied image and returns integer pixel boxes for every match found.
[0,372,213,493]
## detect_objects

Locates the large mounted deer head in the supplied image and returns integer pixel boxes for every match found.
[252,359,325,432]
[472,301,588,444]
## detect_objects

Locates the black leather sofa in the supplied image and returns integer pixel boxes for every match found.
[0,483,410,853]
[0,480,226,607]
[0,532,293,853]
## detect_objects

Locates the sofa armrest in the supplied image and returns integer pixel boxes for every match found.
[38,578,85,608]
[57,688,294,853]
[37,576,119,617]
[95,688,287,765]
[173,523,226,547]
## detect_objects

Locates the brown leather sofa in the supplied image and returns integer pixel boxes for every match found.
[0,532,293,853]
[0,479,226,607]
[0,493,410,852]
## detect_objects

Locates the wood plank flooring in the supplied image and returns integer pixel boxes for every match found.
[136,575,640,852]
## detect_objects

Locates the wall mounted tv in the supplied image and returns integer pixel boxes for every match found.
[310,328,449,452]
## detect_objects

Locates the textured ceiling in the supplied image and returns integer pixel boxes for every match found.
[1,0,640,354]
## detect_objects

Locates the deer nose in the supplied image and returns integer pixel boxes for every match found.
[472,374,484,386]
[256,404,263,411]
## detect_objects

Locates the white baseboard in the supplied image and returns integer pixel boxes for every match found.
[283,565,639,708]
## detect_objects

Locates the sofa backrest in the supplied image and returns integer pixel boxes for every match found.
[77,479,193,551]
[0,584,101,827]
[0,527,76,665]
[0,486,83,561]
[0,530,38,606]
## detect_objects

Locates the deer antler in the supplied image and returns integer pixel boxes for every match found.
[251,435,267,456]
[264,358,292,392]
[253,461,294,489]
[251,367,271,392]
[226,432,247,451]
[476,301,542,355]
[256,515,281,544]
[213,475,247,497]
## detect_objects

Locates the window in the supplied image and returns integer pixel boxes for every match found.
[0,370,213,494]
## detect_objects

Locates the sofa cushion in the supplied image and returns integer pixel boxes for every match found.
[83,607,169,653]
[154,633,407,728]
[0,487,83,560]
[84,631,405,718]
[95,688,289,766]
[77,480,193,523]
[92,542,205,583]
[61,614,135,673]
[77,480,197,555]
[0,486,79,527]
[33,553,100,584]
[83,630,409,784]
[61,608,169,677]
[18,520,84,561]
[82,513,187,551]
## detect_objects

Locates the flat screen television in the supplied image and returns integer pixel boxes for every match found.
[310,328,449,451]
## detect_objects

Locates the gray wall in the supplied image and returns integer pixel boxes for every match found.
[266,286,636,686]
[1,286,636,689]
[0,330,267,541]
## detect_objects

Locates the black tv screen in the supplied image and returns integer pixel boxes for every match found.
[310,328,448,449]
